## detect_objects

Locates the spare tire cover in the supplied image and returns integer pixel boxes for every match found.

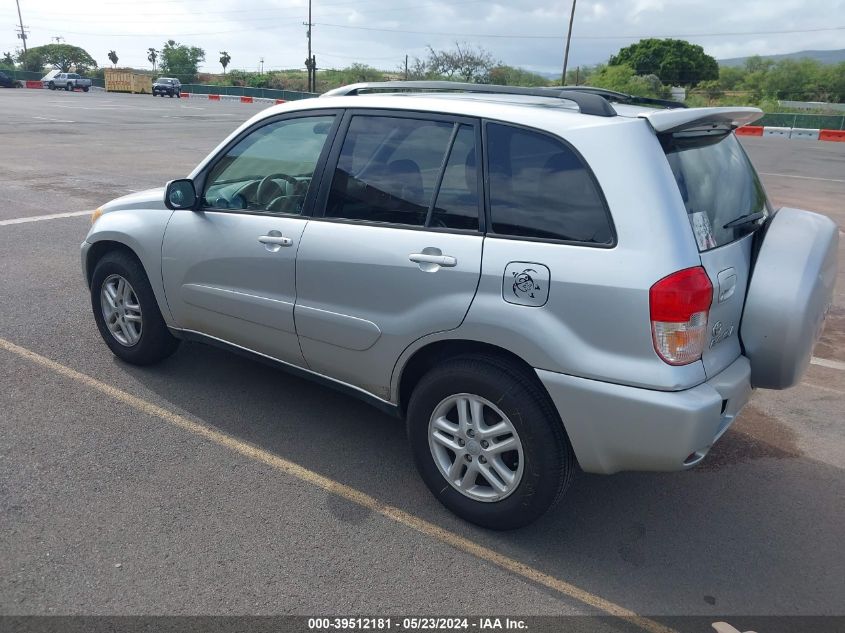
[741,207,838,389]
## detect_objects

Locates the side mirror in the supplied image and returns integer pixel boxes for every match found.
[165,179,198,210]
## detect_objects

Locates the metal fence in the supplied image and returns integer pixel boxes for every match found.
[181,84,318,101]
[757,113,845,130]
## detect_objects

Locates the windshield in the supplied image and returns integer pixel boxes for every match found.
[662,131,770,252]
[156,78,174,84]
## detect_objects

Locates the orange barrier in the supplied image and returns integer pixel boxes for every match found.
[208,94,220,101]
[240,96,253,103]
[819,129,845,142]
[735,125,764,136]
[275,99,286,104]
[25,80,43,89]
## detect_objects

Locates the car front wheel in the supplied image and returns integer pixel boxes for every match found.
[407,354,576,530]
[90,251,180,365]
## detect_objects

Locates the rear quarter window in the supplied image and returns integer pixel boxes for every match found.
[485,122,613,245]
[662,132,769,251]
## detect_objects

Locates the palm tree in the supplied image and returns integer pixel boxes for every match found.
[147,48,158,72]
[219,51,231,75]
[108,50,118,67]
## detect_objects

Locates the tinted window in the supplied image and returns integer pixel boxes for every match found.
[203,115,335,214]
[326,116,479,229]
[430,125,479,230]
[663,132,769,251]
[487,123,612,243]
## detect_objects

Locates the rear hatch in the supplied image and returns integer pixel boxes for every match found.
[648,107,838,387]
[659,128,767,378]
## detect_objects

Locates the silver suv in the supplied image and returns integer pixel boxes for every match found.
[82,82,838,529]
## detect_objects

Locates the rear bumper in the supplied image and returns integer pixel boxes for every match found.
[537,356,752,474]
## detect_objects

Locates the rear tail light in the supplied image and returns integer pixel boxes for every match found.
[650,267,713,365]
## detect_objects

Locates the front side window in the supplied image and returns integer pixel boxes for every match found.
[325,115,479,230]
[202,115,335,214]
[486,123,613,244]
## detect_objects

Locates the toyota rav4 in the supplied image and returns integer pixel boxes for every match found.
[82,82,838,529]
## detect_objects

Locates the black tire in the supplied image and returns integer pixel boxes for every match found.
[407,354,576,530]
[83,86,89,92]
[48,82,54,90]
[90,251,180,366]
[169,92,174,98]
[66,83,72,91]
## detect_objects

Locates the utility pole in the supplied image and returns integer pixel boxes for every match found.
[15,0,28,54]
[404,54,408,80]
[303,0,316,92]
[260,57,264,74]
[560,0,577,85]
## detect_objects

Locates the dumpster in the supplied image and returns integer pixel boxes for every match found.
[105,70,152,94]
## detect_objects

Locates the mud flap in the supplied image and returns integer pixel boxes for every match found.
[741,208,839,389]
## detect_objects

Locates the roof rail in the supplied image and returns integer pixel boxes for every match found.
[554,85,688,110]
[320,81,617,117]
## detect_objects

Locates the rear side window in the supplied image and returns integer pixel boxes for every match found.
[486,123,613,244]
[326,115,479,230]
[662,132,769,251]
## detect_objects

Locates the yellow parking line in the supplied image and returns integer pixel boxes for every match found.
[0,336,675,633]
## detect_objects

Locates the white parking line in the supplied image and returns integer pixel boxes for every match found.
[0,210,91,226]
[759,172,845,184]
[811,356,845,371]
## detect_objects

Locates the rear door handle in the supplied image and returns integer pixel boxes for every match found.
[258,235,292,247]
[409,253,457,267]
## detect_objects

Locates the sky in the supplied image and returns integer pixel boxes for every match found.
[2,0,844,76]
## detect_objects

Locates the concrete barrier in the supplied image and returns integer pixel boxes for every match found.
[208,94,220,101]
[819,129,845,142]
[240,96,253,104]
[789,128,820,140]
[762,126,791,138]
[25,80,43,89]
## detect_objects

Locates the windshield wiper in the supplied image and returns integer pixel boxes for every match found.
[723,211,766,229]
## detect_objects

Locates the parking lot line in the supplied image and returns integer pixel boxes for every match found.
[0,210,91,226]
[0,335,674,633]
[759,172,845,184]
[810,356,845,371]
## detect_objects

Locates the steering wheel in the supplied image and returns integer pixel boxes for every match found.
[256,173,299,207]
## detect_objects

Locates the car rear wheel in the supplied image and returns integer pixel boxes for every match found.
[82,86,89,92]
[91,251,180,365]
[407,354,576,529]
[66,83,72,91]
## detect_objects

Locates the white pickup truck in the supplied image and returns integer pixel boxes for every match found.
[46,72,92,92]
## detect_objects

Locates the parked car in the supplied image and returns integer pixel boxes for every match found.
[47,72,92,92]
[153,77,181,97]
[0,71,17,88]
[41,69,60,87]
[82,82,838,529]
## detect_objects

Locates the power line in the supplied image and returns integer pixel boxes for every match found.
[314,22,845,40]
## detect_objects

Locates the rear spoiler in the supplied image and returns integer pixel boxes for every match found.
[639,107,763,134]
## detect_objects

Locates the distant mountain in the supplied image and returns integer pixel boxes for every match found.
[718,49,845,67]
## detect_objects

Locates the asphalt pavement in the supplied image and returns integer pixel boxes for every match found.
[1,89,843,627]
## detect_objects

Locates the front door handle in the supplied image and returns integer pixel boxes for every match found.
[409,253,457,268]
[258,235,292,246]
[258,231,292,253]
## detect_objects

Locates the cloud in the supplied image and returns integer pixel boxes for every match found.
[1,0,841,74]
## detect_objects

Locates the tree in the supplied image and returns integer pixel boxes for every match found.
[488,65,549,87]
[407,43,498,83]
[335,63,383,84]
[108,50,118,67]
[147,47,158,72]
[159,40,205,82]
[0,51,14,70]
[21,44,97,73]
[219,51,231,74]
[588,64,670,99]
[609,38,718,86]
